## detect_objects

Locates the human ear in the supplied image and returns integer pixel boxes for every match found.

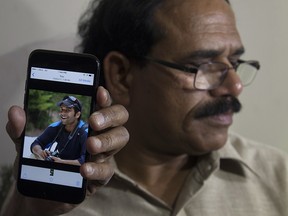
[103,51,133,106]
[75,111,81,119]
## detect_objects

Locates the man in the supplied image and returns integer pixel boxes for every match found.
[2,0,288,215]
[31,96,87,165]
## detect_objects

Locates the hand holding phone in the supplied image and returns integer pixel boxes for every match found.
[4,87,129,215]
[17,49,100,204]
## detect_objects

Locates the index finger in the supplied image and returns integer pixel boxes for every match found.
[96,86,112,108]
[89,105,129,131]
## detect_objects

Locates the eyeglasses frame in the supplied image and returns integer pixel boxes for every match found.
[143,56,260,89]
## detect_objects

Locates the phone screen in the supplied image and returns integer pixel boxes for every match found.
[17,49,99,203]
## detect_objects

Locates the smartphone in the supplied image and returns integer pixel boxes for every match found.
[17,49,100,204]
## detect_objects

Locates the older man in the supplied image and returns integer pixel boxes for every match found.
[2,0,287,215]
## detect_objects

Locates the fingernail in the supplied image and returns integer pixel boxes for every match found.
[94,138,102,149]
[85,164,93,176]
[102,87,109,103]
[94,112,105,127]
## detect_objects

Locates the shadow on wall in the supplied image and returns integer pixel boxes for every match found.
[0,35,76,166]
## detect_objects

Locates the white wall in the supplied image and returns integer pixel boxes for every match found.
[0,0,90,165]
[0,0,91,56]
[0,0,287,165]
[230,0,288,153]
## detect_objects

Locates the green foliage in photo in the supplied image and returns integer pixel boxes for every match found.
[26,89,91,135]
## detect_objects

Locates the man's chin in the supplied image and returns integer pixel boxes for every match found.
[187,129,229,155]
[61,120,67,125]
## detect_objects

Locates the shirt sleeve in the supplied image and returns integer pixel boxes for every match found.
[77,126,88,165]
[30,122,61,152]
[78,133,87,164]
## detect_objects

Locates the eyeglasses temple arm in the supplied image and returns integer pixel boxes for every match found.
[144,57,198,74]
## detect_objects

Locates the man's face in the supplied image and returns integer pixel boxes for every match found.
[59,105,79,126]
[127,0,244,155]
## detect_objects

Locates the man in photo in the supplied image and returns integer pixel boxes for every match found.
[30,95,87,165]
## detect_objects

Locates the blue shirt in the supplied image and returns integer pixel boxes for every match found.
[30,120,88,164]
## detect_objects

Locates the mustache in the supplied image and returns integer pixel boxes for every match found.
[194,96,242,119]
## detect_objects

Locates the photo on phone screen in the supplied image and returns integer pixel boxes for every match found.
[17,49,99,204]
[23,90,91,164]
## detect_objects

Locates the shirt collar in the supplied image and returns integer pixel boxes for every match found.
[217,132,260,177]
[112,132,259,184]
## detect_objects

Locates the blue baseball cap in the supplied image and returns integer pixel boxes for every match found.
[57,96,82,112]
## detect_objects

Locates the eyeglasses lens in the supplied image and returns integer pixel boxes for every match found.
[195,63,228,90]
[236,63,258,86]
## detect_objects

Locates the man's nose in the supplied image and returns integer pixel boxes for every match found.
[210,69,243,97]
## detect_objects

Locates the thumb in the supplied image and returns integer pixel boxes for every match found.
[6,106,26,151]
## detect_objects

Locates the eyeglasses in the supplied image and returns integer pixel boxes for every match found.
[144,56,260,90]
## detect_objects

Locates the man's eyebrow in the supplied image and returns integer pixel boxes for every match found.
[188,49,224,59]
[183,47,245,60]
[232,47,245,56]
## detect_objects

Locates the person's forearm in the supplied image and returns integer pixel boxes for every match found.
[63,159,81,166]
[0,181,33,216]
[0,181,77,216]
[32,144,46,160]
[52,157,81,166]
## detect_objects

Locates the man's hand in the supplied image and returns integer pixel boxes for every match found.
[3,86,129,216]
[81,86,129,194]
[6,104,26,178]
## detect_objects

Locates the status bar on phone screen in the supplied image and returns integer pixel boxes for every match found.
[31,67,94,86]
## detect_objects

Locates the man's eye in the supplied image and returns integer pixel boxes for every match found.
[185,62,202,68]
